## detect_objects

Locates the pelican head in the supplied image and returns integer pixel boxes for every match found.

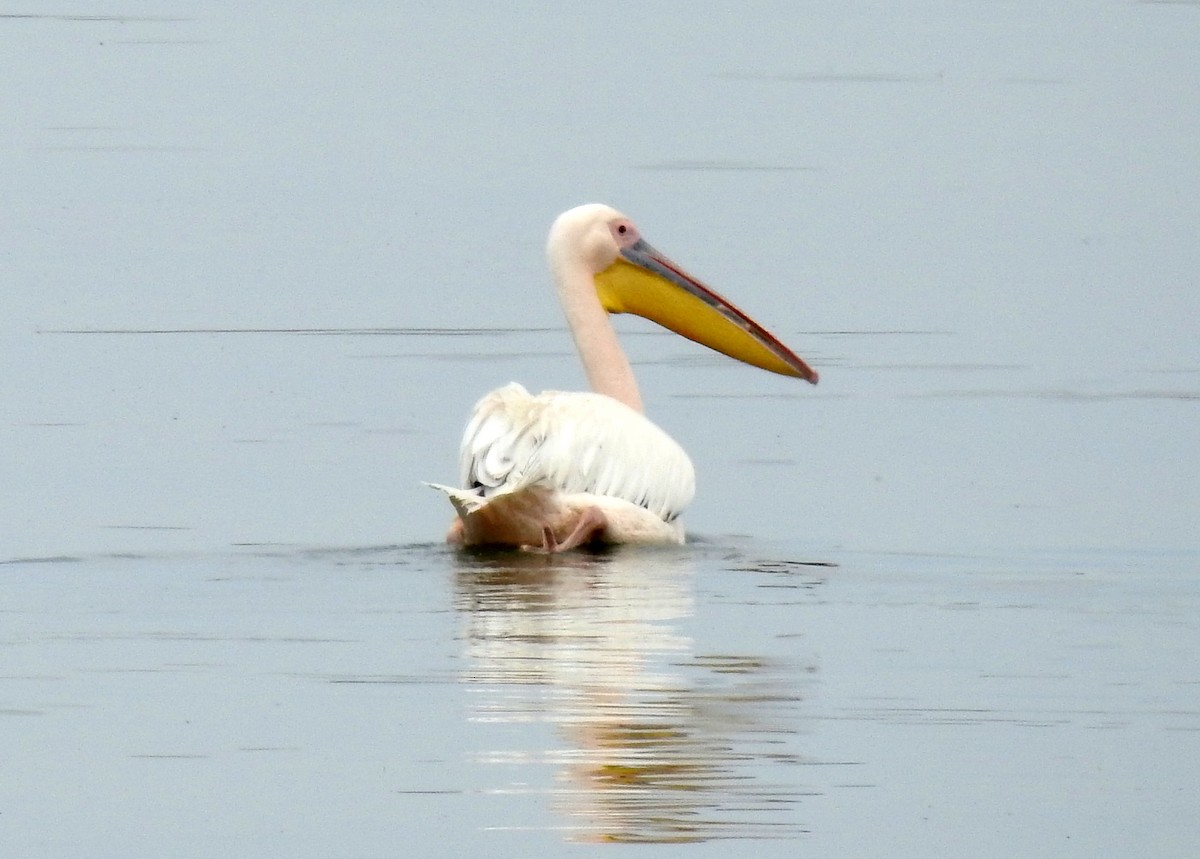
[547,203,818,383]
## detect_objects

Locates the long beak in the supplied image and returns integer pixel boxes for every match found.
[593,237,819,383]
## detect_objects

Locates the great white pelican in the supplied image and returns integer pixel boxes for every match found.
[428,203,817,551]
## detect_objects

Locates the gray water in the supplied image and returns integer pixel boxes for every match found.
[3,2,1198,856]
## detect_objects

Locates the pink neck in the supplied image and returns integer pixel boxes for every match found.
[556,266,643,413]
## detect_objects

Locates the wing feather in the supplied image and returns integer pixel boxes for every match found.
[458,382,695,522]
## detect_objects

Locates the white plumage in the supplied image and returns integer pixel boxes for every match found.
[429,383,694,547]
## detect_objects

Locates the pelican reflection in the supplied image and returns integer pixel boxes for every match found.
[453,546,815,843]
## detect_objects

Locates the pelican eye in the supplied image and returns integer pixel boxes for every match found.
[617,224,627,234]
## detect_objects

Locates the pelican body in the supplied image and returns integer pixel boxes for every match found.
[428,204,817,551]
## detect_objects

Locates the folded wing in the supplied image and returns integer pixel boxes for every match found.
[459,382,695,523]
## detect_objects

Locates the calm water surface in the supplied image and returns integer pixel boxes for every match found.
[3,541,1197,856]
[3,2,1199,856]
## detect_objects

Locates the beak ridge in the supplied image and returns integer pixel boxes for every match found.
[596,239,819,384]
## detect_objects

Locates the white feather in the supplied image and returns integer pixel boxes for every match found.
[459,383,694,521]
[428,382,695,546]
